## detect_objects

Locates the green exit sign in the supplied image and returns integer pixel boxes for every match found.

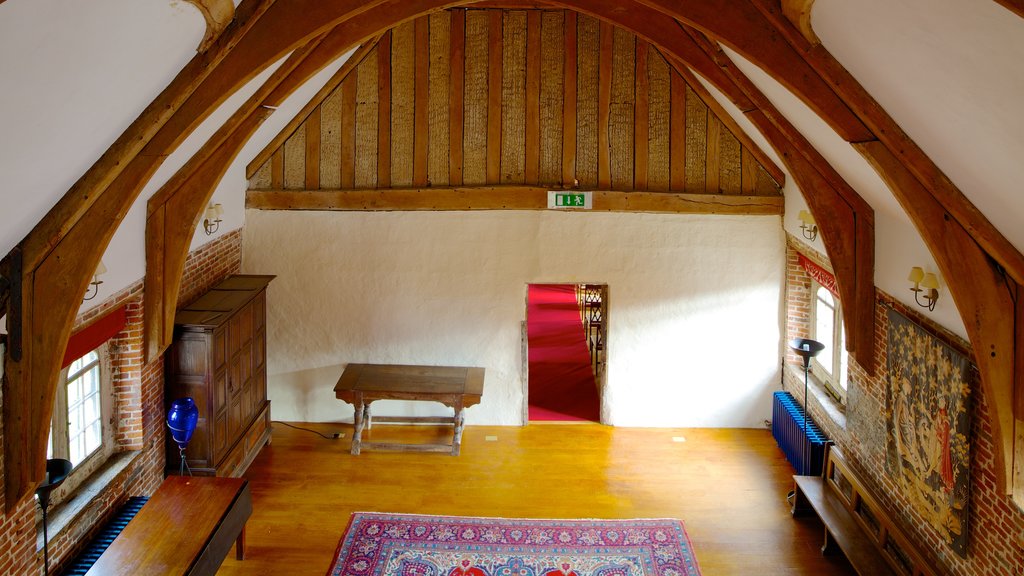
[547,191,593,210]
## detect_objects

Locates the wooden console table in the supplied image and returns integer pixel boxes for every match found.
[86,476,251,576]
[334,363,484,455]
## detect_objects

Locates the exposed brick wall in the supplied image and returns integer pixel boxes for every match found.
[783,235,1024,575]
[0,230,241,575]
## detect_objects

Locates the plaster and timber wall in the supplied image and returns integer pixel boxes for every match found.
[0,231,240,576]
[242,209,784,427]
[783,236,1024,575]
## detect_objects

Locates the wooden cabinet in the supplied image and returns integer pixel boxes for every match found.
[165,275,274,477]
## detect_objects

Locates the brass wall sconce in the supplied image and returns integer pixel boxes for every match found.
[908,266,940,311]
[203,203,224,235]
[797,210,818,241]
[83,260,106,302]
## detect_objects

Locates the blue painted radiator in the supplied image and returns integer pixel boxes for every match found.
[58,496,149,576]
[772,391,829,476]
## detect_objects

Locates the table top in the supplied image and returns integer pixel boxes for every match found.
[335,363,484,398]
[86,476,248,576]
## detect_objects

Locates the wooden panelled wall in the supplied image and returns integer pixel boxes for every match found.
[246,9,781,197]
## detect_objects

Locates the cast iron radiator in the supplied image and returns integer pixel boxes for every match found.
[57,496,149,576]
[772,390,829,476]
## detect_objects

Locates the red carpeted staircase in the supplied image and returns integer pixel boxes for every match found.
[527,284,600,422]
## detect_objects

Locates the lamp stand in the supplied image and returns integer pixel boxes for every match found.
[788,338,825,477]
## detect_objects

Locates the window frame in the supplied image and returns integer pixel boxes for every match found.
[48,343,115,504]
[809,281,848,404]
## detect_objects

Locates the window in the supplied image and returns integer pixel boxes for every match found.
[810,283,848,403]
[47,344,114,500]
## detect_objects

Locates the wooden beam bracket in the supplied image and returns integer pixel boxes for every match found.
[0,247,22,361]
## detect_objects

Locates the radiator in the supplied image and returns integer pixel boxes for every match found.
[772,391,829,476]
[58,496,149,576]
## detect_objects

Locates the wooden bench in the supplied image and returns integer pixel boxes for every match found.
[84,476,251,576]
[791,445,937,576]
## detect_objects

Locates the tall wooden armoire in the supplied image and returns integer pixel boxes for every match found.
[165,274,274,477]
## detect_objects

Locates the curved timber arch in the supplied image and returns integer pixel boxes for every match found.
[4,0,1023,512]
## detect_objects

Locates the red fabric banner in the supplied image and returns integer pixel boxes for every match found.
[62,305,127,368]
[798,254,839,298]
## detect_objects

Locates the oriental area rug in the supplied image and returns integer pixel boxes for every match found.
[326,513,702,576]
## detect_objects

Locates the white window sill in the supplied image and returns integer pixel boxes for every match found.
[37,450,142,551]
[786,363,847,431]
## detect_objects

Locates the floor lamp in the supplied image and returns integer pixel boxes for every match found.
[36,458,72,576]
[789,338,824,476]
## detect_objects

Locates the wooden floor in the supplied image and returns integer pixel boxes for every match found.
[216,423,856,575]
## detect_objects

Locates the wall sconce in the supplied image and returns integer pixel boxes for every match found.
[908,266,940,311]
[203,203,224,236]
[797,210,818,241]
[82,261,106,302]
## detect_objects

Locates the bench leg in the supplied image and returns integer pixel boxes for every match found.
[790,484,813,517]
[236,526,246,560]
[821,528,840,556]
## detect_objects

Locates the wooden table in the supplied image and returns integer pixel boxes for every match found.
[334,363,485,455]
[86,476,251,576]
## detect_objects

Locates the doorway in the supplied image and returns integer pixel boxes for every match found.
[525,283,606,422]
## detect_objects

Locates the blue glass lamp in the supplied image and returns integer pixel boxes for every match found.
[167,397,199,475]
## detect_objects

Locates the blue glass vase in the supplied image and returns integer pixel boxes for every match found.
[167,397,199,450]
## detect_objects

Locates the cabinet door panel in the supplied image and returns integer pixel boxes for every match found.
[228,396,242,440]
[214,328,227,370]
[214,369,228,415]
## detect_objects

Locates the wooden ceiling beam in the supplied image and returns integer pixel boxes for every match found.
[666,32,875,371]
[780,0,818,45]
[631,0,873,142]
[994,0,1024,19]
[744,0,1024,502]
[1,0,451,509]
[147,35,380,362]
[246,186,784,215]
[185,0,236,52]
[746,0,1024,287]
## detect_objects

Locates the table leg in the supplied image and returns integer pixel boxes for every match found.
[452,399,466,456]
[365,402,372,430]
[352,394,365,455]
[235,526,246,560]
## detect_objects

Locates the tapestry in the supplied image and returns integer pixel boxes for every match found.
[326,513,702,576]
[886,308,970,556]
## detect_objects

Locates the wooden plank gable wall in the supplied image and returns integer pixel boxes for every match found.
[246,9,783,214]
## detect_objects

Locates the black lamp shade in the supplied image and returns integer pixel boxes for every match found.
[789,338,825,370]
[35,458,72,510]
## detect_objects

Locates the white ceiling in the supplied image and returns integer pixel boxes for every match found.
[1,0,1022,341]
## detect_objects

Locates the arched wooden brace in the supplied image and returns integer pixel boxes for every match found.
[1,0,452,507]
[640,0,1024,500]
[185,0,236,52]
[550,0,876,371]
[744,0,1024,286]
[857,140,1019,501]
[745,0,1024,501]
[995,0,1024,19]
[145,36,381,362]
[632,0,872,143]
[674,27,875,370]
[4,0,1016,509]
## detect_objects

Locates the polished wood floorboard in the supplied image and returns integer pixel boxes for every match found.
[216,423,857,575]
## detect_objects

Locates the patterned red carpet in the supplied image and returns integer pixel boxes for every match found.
[526,284,600,422]
[326,513,702,576]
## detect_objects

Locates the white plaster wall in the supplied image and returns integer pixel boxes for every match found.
[242,210,785,428]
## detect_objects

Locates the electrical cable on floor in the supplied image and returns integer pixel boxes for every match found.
[272,420,344,439]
